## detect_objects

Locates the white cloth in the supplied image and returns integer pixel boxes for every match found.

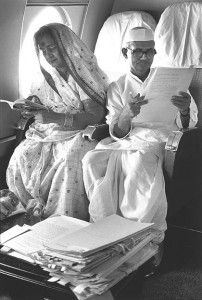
[153,2,202,68]
[94,11,156,82]
[125,27,154,43]
[6,73,97,220]
[82,72,198,239]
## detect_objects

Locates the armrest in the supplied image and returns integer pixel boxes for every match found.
[82,124,109,141]
[164,128,197,178]
[164,131,184,178]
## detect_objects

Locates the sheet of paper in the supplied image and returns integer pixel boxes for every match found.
[133,67,195,125]
[46,214,154,256]
[91,233,155,278]
[3,215,89,255]
[9,250,36,264]
[0,224,31,244]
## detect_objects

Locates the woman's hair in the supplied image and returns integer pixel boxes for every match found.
[34,26,54,47]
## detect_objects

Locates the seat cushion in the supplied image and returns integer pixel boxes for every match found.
[153,2,202,68]
[94,11,156,82]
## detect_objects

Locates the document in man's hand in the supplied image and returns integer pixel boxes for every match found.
[45,214,154,257]
[133,67,195,125]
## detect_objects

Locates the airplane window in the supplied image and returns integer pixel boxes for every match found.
[19,5,86,98]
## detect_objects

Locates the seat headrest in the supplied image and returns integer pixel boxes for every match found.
[153,2,202,68]
[94,11,156,82]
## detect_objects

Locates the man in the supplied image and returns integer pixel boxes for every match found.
[82,27,197,242]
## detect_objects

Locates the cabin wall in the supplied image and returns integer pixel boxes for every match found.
[0,0,26,139]
[0,0,26,189]
[81,0,114,51]
[111,0,202,22]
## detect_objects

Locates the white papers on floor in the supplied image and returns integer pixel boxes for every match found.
[0,224,31,244]
[44,214,154,256]
[0,215,89,255]
[0,214,158,300]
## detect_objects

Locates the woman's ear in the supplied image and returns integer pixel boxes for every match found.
[122,48,128,59]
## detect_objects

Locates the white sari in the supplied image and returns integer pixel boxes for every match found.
[6,23,108,220]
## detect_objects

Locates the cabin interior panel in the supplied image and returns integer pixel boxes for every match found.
[0,0,27,189]
[81,0,114,51]
[111,0,202,21]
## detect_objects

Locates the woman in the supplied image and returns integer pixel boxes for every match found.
[6,23,108,221]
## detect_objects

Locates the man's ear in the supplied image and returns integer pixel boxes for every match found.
[122,48,128,59]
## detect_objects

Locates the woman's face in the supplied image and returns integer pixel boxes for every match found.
[38,34,64,69]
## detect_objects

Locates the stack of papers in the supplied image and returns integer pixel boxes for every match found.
[0,214,158,300]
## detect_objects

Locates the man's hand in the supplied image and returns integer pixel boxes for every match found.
[114,93,148,138]
[171,91,191,114]
[122,93,148,119]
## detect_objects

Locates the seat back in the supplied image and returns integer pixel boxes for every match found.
[189,69,202,128]
[94,11,156,83]
[153,2,202,128]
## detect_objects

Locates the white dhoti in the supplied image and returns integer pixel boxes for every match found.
[83,128,168,241]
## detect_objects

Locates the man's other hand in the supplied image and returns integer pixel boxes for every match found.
[171,91,191,114]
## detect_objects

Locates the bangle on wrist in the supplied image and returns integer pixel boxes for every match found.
[63,114,73,128]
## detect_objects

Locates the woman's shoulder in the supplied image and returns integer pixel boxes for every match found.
[30,77,47,94]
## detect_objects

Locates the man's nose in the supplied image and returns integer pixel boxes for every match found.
[140,53,147,60]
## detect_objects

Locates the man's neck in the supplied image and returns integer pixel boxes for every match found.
[131,68,150,82]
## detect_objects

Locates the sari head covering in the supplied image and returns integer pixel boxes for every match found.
[34,23,109,108]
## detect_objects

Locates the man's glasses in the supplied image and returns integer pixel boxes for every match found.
[127,48,156,59]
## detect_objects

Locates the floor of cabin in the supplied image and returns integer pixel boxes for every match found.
[0,224,202,300]
[115,224,202,300]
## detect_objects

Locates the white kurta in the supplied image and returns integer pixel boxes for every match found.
[82,71,198,240]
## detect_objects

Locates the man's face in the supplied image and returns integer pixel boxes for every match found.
[125,40,156,78]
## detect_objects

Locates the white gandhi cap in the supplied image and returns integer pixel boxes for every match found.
[125,27,154,43]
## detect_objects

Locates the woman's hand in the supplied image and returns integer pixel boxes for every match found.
[25,198,44,225]
[0,190,19,220]
[171,91,191,114]
[31,109,60,124]
[20,98,59,124]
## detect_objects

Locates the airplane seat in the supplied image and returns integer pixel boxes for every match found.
[153,2,202,229]
[94,11,157,83]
